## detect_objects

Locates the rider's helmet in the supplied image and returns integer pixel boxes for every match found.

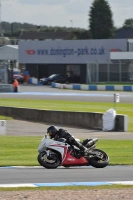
[47,125,58,139]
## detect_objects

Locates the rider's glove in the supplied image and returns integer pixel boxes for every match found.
[66,136,75,144]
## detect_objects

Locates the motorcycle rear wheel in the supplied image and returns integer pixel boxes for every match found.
[38,151,61,169]
[89,148,109,168]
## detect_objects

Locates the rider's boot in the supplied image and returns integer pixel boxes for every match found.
[80,145,89,156]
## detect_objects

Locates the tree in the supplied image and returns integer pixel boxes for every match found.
[123,19,133,29]
[89,0,114,39]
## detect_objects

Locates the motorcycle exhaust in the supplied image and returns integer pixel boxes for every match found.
[85,138,98,148]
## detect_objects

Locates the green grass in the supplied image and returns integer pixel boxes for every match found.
[0,136,41,166]
[97,140,133,165]
[0,136,133,166]
[0,116,12,120]
[0,185,133,191]
[0,98,133,132]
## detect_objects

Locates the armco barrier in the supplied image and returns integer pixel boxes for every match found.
[0,106,128,131]
[51,82,133,91]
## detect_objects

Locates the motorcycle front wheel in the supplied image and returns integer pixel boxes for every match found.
[37,151,61,169]
[89,148,109,168]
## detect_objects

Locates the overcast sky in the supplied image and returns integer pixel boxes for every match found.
[1,0,133,29]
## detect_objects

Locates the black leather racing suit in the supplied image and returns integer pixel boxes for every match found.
[53,128,86,152]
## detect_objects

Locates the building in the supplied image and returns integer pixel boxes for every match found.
[114,29,133,39]
[0,45,18,83]
[19,31,75,40]
[18,38,133,83]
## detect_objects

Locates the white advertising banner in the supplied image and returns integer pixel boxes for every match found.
[19,39,127,64]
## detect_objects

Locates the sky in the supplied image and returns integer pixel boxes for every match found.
[1,0,133,29]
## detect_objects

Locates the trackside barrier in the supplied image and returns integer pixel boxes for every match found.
[0,120,6,135]
[0,106,128,132]
[116,114,128,132]
[102,108,116,131]
[0,84,14,93]
[51,82,133,91]
[28,77,38,84]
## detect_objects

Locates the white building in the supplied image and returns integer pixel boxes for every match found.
[1,40,132,84]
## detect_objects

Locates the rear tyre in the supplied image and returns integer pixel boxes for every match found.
[89,148,109,168]
[37,151,61,169]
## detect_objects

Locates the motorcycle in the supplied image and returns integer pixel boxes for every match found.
[37,135,109,169]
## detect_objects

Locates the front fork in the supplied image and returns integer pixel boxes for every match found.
[45,150,50,156]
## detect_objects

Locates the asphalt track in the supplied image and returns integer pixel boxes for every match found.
[0,166,133,185]
[0,84,133,187]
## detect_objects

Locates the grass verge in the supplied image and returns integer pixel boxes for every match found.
[0,185,133,191]
[0,136,133,166]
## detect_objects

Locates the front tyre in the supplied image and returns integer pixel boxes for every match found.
[37,151,61,169]
[89,148,109,168]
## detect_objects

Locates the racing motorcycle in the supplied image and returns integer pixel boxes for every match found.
[37,135,109,169]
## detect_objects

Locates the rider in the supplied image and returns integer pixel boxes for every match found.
[47,125,88,155]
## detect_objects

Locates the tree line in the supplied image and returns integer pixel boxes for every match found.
[1,0,133,39]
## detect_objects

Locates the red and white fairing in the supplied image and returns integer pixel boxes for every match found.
[38,137,88,167]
